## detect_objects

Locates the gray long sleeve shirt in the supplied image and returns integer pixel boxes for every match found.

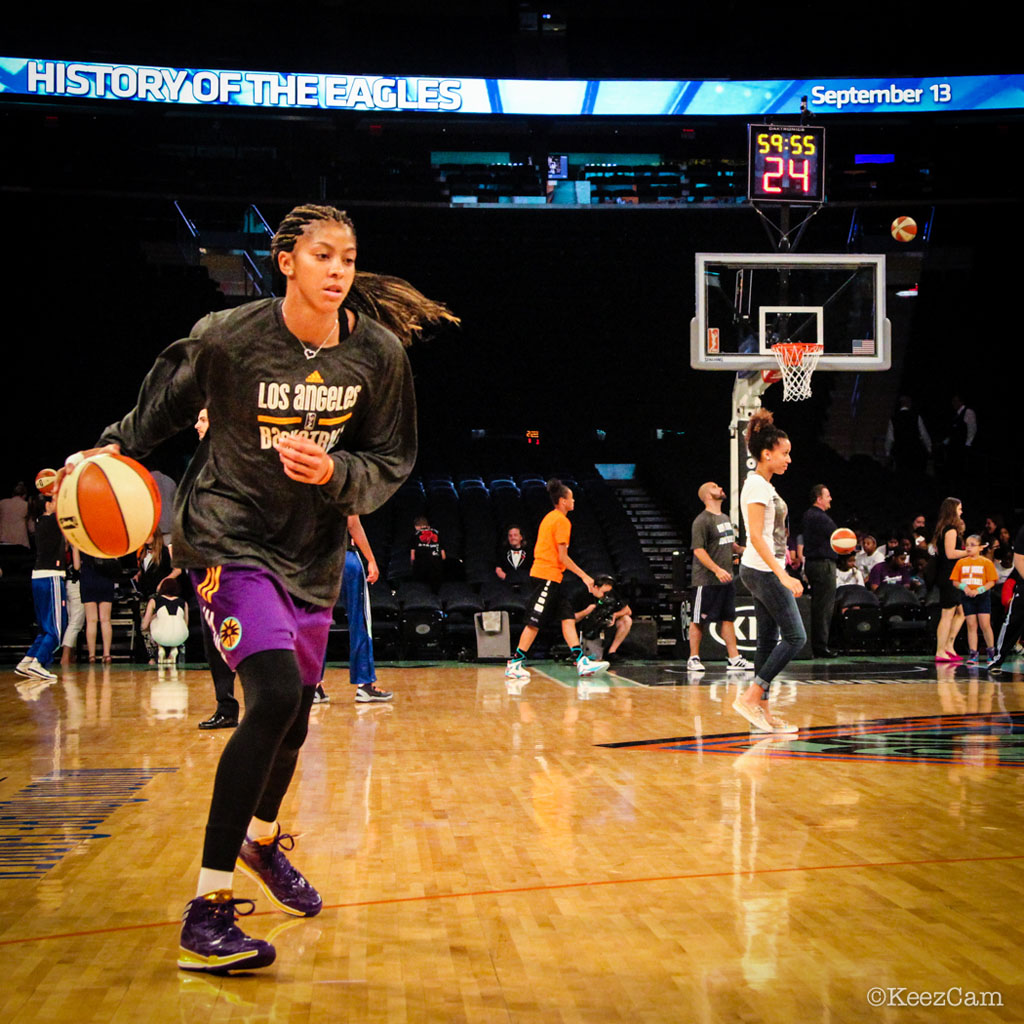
[99,299,416,606]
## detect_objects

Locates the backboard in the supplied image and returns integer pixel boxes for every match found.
[691,253,890,372]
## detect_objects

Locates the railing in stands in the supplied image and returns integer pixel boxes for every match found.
[172,200,199,266]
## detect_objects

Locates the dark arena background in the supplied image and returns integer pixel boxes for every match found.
[3,4,1022,521]
[4,5,1024,1023]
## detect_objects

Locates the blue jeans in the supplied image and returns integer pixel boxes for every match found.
[342,550,376,687]
[317,551,377,686]
[740,566,806,692]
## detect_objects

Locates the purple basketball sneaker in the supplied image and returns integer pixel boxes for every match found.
[178,892,276,974]
[237,829,322,917]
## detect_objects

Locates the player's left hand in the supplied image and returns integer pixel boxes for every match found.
[366,560,380,584]
[276,434,334,485]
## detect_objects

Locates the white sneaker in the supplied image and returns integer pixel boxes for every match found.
[732,698,773,732]
[24,658,57,681]
[726,655,755,672]
[505,659,530,680]
[15,656,34,677]
[576,655,609,676]
[732,698,797,734]
[687,655,705,673]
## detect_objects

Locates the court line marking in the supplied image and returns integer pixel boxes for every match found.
[3,851,1023,947]
[519,665,637,690]
[532,665,640,690]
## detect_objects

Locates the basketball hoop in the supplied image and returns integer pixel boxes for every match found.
[770,342,823,401]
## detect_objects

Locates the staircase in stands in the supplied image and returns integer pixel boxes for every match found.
[611,482,687,653]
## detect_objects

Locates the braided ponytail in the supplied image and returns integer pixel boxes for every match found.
[271,204,459,347]
[346,271,459,347]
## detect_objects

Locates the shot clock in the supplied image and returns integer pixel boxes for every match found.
[747,124,825,203]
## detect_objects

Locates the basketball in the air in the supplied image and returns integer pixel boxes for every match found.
[830,527,858,554]
[891,216,917,242]
[56,453,162,559]
[34,468,58,496]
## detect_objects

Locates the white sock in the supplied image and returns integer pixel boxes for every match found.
[247,817,277,842]
[196,868,234,898]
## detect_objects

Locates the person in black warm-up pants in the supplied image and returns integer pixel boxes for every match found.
[798,484,838,659]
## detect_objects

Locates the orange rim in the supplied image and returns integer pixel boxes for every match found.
[771,342,824,366]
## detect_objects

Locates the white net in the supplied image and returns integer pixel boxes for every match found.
[771,343,823,401]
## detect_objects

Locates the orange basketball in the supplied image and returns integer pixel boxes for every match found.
[34,468,58,496]
[891,216,917,242]
[56,453,162,559]
[830,527,857,555]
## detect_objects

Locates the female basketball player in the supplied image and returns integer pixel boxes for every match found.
[504,478,609,682]
[61,204,455,974]
[732,409,803,734]
[933,496,967,662]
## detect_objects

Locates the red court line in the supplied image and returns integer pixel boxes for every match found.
[3,851,1023,947]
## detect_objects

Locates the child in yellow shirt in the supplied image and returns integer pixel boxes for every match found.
[950,535,999,665]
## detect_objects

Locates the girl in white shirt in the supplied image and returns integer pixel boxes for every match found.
[733,409,805,733]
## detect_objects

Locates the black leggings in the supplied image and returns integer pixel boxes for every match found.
[201,649,315,871]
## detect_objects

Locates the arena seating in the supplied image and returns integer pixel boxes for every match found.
[341,467,661,658]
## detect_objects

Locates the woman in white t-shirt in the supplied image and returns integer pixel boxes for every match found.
[733,409,805,733]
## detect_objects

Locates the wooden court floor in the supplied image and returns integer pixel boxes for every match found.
[4,656,1024,1023]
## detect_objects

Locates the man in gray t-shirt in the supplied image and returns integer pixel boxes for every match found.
[688,482,753,674]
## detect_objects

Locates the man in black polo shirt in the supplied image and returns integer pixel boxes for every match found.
[798,483,838,658]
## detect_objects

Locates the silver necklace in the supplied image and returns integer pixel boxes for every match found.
[282,307,338,360]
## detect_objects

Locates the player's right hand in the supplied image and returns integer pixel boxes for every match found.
[716,567,733,584]
[783,574,804,598]
[54,444,121,495]
[276,434,333,485]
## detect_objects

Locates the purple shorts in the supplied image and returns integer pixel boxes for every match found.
[190,565,333,687]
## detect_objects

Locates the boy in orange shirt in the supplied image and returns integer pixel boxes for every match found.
[505,479,609,681]
[951,535,999,665]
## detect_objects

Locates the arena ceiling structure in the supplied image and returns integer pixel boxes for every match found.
[4,2,1018,82]
[2,1,1021,511]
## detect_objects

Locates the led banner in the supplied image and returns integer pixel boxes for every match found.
[2,57,1021,116]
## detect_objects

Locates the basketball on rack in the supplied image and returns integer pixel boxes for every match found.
[56,453,162,559]
[830,527,858,555]
[891,216,917,242]
[34,468,58,496]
